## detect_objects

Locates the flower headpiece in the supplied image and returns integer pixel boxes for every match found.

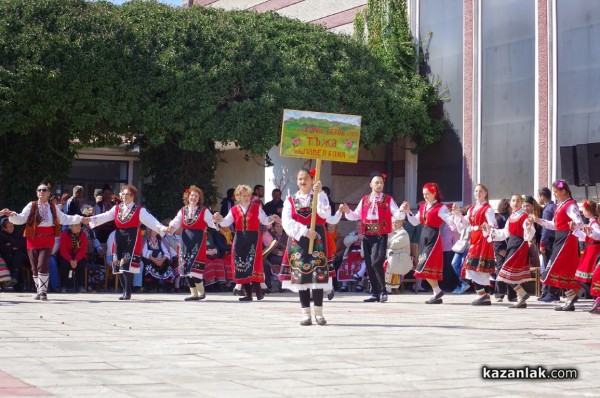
[583,201,590,208]
[556,180,565,189]
[380,173,387,180]
[309,168,316,179]
[184,189,190,194]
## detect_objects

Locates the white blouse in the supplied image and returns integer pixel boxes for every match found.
[282,191,342,241]
[89,202,165,237]
[345,193,402,222]
[218,203,272,228]
[169,206,217,231]
[9,201,82,227]
[403,201,452,226]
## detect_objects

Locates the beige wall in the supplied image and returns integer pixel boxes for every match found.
[214,148,265,208]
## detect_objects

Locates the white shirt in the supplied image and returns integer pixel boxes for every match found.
[89,202,165,237]
[169,206,217,231]
[345,193,402,221]
[282,191,342,241]
[9,201,83,227]
[573,218,600,241]
[142,238,171,260]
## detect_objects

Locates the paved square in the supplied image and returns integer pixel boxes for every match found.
[0,291,598,397]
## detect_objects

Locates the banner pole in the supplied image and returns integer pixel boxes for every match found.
[308,159,322,254]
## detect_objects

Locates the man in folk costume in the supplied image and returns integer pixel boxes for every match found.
[86,185,168,300]
[214,185,280,301]
[342,171,403,303]
[1,181,83,300]
[168,186,218,301]
[532,180,584,311]
[400,183,453,304]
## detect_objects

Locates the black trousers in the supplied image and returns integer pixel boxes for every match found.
[363,234,387,296]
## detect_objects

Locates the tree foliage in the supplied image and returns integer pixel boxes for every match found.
[0,0,443,212]
[354,0,444,150]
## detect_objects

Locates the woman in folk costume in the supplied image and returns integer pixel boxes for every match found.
[1,181,83,300]
[573,200,600,314]
[452,184,497,306]
[281,168,344,325]
[214,185,280,302]
[485,195,536,309]
[531,180,583,311]
[401,183,453,304]
[384,219,412,292]
[87,185,168,300]
[168,186,217,301]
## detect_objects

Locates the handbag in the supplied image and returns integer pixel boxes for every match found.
[452,229,470,253]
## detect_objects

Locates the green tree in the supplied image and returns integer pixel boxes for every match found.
[0,0,442,214]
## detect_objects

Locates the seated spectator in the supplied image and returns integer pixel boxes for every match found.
[0,216,28,290]
[81,206,104,292]
[162,219,182,293]
[262,222,288,291]
[58,223,88,293]
[337,221,367,292]
[142,229,175,292]
[384,219,412,292]
[325,223,345,291]
[203,229,234,291]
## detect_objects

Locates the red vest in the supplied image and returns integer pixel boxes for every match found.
[180,206,208,231]
[419,202,445,228]
[114,203,142,228]
[231,203,261,232]
[288,195,326,226]
[554,198,576,231]
[360,194,393,235]
[468,202,492,227]
[508,212,528,238]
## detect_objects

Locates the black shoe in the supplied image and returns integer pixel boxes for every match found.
[471,294,491,306]
[363,295,380,302]
[555,295,578,311]
[327,291,335,301]
[351,273,362,281]
[198,294,206,300]
[339,286,349,292]
[40,293,48,301]
[184,296,200,301]
[239,296,253,302]
[589,299,600,313]
[425,297,443,304]
[537,294,547,302]
[432,291,445,301]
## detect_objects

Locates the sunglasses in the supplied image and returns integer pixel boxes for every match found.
[37,188,49,192]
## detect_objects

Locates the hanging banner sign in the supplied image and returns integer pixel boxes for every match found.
[279,109,361,163]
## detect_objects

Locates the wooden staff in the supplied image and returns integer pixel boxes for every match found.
[308,159,322,254]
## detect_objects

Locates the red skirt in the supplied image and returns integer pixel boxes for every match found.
[575,242,600,283]
[26,226,56,250]
[414,225,443,280]
[591,262,600,297]
[542,231,579,290]
[463,229,496,274]
[497,236,530,284]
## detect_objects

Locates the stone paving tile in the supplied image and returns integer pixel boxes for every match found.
[1,291,599,397]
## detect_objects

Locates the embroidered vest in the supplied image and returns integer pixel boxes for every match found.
[180,206,208,231]
[554,198,576,232]
[419,202,445,228]
[232,203,261,232]
[24,201,61,238]
[288,195,326,226]
[469,202,492,227]
[360,194,393,235]
[508,212,528,238]
[114,203,142,228]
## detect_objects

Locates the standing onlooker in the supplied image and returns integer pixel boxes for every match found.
[0,217,28,290]
[93,184,116,243]
[537,186,559,302]
[65,186,85,217]
[252,185,265,205]
[263,189,284,218]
